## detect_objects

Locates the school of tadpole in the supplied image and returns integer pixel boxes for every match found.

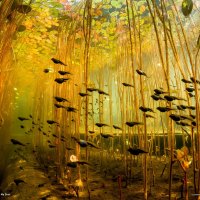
[0,0,200,200]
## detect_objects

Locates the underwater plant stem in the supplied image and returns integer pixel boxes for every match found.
[170,0,200,193]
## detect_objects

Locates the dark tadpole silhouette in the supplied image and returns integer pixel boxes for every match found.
[154,89,167,95]
[47,120,58,125]
[176,121,191,127]
[136,69,148,77]
[52,134,58,138]
[191,121,196,126]
[67,161,90,168]
[95,123,109,127]
[188,106,195,110]
[49,145,56,148]
[66,106,77,112]
[164,95,186,102]
[18,117,29,121]
[20,125,25,129]
[186,87,195,92]
[51,58,67,66]
[180,115,193,121]
[87,87,98,92]
[122,82,134,87]
[188,93,195,97]
[190,114,196,119]
[58,70,71,75]
[54,96,69,102]
[157,106,176,112]
[54,78,69,84]
[190,77,200,84]
[98,89,109,95]
[169,114,181,122]
[54,103,65,109]
[181,78,192,83]
[177,105,188,110]
[128,147,148,155]
[100,133,113,138]
[113,125,122,130]
[11,139,26,146]
[43,69,49,73]
[146,114,155,118]
[139,106,154,113]
[126,121,143,127]
[72,136,100,149]
[79,92,90,97]
[151,94,164,101]
[89,130,95,134]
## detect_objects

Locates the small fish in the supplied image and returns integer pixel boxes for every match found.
[51,58,67,66]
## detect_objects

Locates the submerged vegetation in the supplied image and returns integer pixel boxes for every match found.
[0,0,200,199]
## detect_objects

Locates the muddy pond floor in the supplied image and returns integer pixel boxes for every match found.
[0,149,196,200]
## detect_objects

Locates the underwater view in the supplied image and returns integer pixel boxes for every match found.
[0,0,200,199]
